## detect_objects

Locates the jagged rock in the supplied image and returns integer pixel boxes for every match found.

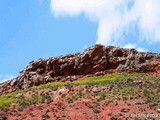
[75,44,107,75]
[44,76,54,83]
[0,44,160,94]
[32,75,41,86]
[0,114,7,120]
[94,71,104,76]
[36,68,45,74]
[136,54,146,63]
[109,47,124,57]
[10,78,18,86]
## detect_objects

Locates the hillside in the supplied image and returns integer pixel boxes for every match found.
[0,44,160,120]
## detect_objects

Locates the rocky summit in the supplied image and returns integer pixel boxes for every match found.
[0,44,160,94]
[0,44,160,120]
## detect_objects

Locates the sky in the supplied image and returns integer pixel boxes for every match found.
[0,0,160,82]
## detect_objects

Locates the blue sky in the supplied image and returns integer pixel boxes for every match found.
[0,0,97,81]
[0,0,160,82]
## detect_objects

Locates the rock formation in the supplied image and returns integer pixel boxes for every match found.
[0,44,160,94]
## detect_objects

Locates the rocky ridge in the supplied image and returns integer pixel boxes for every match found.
[0,44,160,94]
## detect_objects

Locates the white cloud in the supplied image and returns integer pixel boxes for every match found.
[137,47,145,52]
[123,43,146,52]
[50,0,160,47]
[0,74,15,83]
[123,43,136,49]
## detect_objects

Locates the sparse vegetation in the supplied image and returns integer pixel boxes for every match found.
[41,113,50,119]
[0,72,159,110]
[72,91,86,100]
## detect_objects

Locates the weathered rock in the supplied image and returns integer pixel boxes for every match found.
[109,47,124,57]
[15,93,23,98]
[10,78,18,86]
[92,86,100,93]
[157,108,160,113]
[0,44,160,94]
[0,114,7,120]
[75,44,107,75]
[94,71,104,76]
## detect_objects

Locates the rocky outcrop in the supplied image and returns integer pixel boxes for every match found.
[74,45,107,75]
[0,44,160,94]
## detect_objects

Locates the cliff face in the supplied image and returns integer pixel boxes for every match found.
[0,44,160,94]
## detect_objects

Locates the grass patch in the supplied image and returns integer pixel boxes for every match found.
[72,91,87,100]
[0,72,159,109]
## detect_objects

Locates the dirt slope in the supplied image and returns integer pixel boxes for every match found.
[0,45,160,120]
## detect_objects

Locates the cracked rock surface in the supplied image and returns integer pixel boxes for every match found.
[0,44,160,94]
